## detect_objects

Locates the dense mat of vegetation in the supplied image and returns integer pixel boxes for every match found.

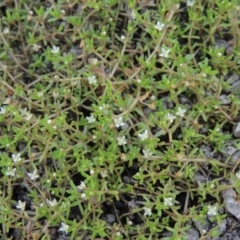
[1,0,240,239]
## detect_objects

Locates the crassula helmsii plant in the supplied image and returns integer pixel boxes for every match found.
[1,0,240,239]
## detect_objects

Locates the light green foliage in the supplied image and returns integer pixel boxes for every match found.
[1,0,240,239]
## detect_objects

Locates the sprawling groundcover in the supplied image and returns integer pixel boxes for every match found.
[1,0,240,239]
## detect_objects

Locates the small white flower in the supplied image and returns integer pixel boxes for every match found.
[187,0,195,6]
[137,79,141,83]
[3,97,11,104]
[25,113,32,121]
[59,222,69,234]
[117,136,127,146]
[100,169,108,178]
[27,169,39,180]
[37,91,43,97]
[217,52,222,57]
[166,113,176,123]
[86,114,96,123]
[121,35,126,41]
[71,79,78,86]
[138,130,149,141]
[3,27,9,35]
[154,21,165,31]
[114,116,125,128]
[207,205,218,216]
[61,10,65,15]
[33,44,41,52]
[89,58,98,65]
[47,119,52,124]
[176,107,186,117]
[236,170,240,179]
[164,197,173,207]
[81,193,86,198]
[99,104,109,111]
[20,108,32,121]
[0,107,6,114]
[51,45,59,54]
[25,112,33,121]
[87,75,97,85]
[210,183,215,189]
[128,220,133,225]
[143,207,152,217]
[27,12,33,20]
[53,91,59,98]
[12,153,21,162]
[159,47,170,58]
[90,169,95,175]
[19,108,28,116]
[150,95,156,100]
[77,181,86,192]
[47,198,58,207]
[143,149,153,158]
[16,200,25,211]
[130,10,136,20]
[27,89,33,96]
[116,232,121,236]
[6,167,16,177]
